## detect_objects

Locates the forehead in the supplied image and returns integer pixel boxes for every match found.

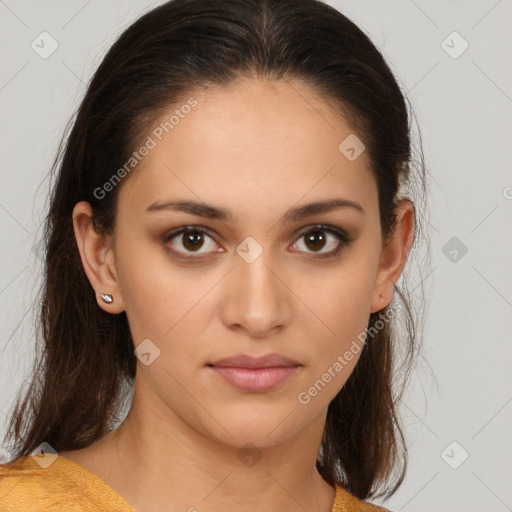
[118,77,378,221]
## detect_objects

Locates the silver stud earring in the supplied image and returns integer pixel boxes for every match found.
[100,293,113,304]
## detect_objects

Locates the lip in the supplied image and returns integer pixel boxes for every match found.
[209,353,301,368]
[210,366,300,392]
[208,353,302,393]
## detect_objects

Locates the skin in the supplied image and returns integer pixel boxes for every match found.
[64,77,415,512]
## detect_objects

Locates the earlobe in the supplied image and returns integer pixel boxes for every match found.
[371,199,415,313]
[370,293,387,314]
[72,201,125,313]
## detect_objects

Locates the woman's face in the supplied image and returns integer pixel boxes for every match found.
[87,78,406,448]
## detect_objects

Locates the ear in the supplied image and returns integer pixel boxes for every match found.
[370,199,415,313]
[72,201,125,314]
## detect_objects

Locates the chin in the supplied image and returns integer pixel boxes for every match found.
[201,405,308,449]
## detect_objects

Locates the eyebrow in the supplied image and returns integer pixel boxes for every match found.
[146,197,365,223]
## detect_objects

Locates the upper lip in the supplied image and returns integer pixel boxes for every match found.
[209,353,301,368]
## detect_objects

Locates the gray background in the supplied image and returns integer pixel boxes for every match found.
[1,1,511,510]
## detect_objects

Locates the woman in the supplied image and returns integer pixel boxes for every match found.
[0,0,428,510]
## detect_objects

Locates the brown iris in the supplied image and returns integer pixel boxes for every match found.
[304,229,327,252]
[182,230,205,251]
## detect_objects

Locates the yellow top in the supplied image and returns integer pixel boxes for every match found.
[0,455,390,511]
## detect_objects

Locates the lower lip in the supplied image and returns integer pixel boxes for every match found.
[210,366,300,392]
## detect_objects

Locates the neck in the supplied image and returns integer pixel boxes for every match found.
[106,380,335,512]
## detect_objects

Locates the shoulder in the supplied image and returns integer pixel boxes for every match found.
[0,455,98,511]
[333,484,393,512]
[0,454,134,511]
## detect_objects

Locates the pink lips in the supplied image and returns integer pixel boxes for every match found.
[208,353,301,393]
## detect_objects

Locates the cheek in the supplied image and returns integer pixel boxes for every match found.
[290,258,374,390]
[114,234,192,342]
[294,257,374,335]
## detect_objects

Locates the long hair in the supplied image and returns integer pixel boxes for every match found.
[2,0,431,500]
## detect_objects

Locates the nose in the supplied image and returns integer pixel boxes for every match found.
[220,249,290,338]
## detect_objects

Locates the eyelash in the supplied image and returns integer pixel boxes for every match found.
[162,224,351,260]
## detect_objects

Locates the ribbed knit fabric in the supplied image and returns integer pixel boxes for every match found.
[1,455,390,511]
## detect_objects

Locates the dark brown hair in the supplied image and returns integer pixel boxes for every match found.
[2,0,430,501]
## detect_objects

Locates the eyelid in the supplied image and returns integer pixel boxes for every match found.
[295,223,350,241]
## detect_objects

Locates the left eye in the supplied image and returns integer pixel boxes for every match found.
[163,225,349,258]
[291,226,348,256]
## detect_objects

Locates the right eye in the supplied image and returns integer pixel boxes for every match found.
[162,226,223,258]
